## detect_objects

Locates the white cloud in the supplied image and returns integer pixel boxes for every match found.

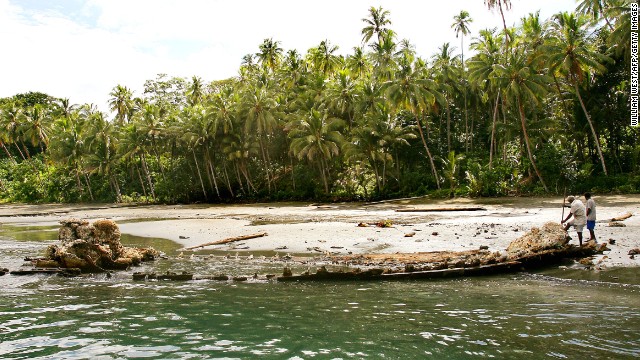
[0,0,577,113]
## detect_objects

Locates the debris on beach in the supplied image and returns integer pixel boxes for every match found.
[180,232,268,251]
[356,220,394,228]
[30,218,159,273]
[278,222,602,281]
[609,212,633,222]
[396,206,486,212]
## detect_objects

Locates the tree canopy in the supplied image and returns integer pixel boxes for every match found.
[1,3,638,204]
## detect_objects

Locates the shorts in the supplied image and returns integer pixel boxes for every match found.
[587,220,596,230]
[567,220,585,232]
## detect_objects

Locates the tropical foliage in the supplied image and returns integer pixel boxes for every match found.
[1,3,638,203]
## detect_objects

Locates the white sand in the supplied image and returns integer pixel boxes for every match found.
[1,195,638,268]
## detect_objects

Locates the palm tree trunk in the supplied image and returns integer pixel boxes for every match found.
[258,137,272,193]
[135,163,148,200]
[192,149,208,199]
[371,158,381,193]
[574,82,608,175]
[1,143,16,163]
[462,38,469,153]
[445,100,452,153]
[518,100,548,191]
[141,153,156,200]
[234,161,246,194]
[84,173,94,201]
[552,74,572,125]
[110,174,122,203]
[290,155,296,191]
[14,143,26,161]
[489,92,500,169]
[206,152,221,198]
[75,171,83,197]
[414,114,441,189]
[151,138,166,181]
[240,161,257,193]
[498,3,510,48]
[222,161,235,197]
[319,158,329,194]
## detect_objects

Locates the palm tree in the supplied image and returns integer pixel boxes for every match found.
[431,43,461,153]
[440,151,465,197]
[484,0,513,46]
[136,102,167,179]
[369,30,398,81]
[22,104,51,154]
[308,40,341,76]
[346,46,370,79]
[452,10,473,68]
[256,38,283,73]
[468,28,504,167]
[0,101,25,161]
[288,108,345,193]
[187,76,205,106]
[576,0,615,30]
[361,6,392,44]
[109,85,134,125]
[326,70,357,128]
[606,0,634,62]
[493,47,550,191]
[452,10,473,151]
[181,104,221,199]
[240,85,281,192]
[545,11,611,175]
[84,110,122,202]
[48,110,94,200]
[384,53,442,188]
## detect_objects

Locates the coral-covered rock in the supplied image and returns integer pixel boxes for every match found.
[38,218,159,273]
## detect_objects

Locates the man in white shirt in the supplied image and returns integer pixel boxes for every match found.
[561,195,587,246]
[584,192,597,243]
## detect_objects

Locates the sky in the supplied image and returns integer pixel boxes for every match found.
[0,0,578,112]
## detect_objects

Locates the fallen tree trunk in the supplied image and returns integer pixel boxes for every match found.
[609,212,632,222]
[396,207,486,212]
[182,232,268,250]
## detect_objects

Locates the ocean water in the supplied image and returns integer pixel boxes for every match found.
[1,229,639,359]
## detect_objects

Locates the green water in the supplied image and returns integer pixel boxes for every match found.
[1,230,639,359]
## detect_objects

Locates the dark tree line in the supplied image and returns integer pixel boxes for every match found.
[1,2,638,203]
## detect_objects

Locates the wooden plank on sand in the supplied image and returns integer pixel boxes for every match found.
[610,212,632,222]
[183,232,268,250]
[396,207,486,212]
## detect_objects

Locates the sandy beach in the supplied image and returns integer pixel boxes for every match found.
[1,195,638,268]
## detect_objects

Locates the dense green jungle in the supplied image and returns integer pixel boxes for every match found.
[1,2,638,204]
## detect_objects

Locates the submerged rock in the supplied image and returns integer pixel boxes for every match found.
[36,218,159,273]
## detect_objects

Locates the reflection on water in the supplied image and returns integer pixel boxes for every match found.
[0,226,639,359]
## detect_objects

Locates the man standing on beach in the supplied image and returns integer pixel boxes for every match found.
[585,192,597,243]
[562,195,587,246]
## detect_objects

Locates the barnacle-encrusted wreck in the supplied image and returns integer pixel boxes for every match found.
[31,218,159,273]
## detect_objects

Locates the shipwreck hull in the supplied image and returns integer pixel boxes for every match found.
[277,244,599,282]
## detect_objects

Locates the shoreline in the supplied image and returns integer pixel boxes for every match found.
[1,195,638,268]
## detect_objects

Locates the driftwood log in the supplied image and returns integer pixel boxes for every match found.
[609,212,632,222]
[396,207,486,212]
[182,232,268,250]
